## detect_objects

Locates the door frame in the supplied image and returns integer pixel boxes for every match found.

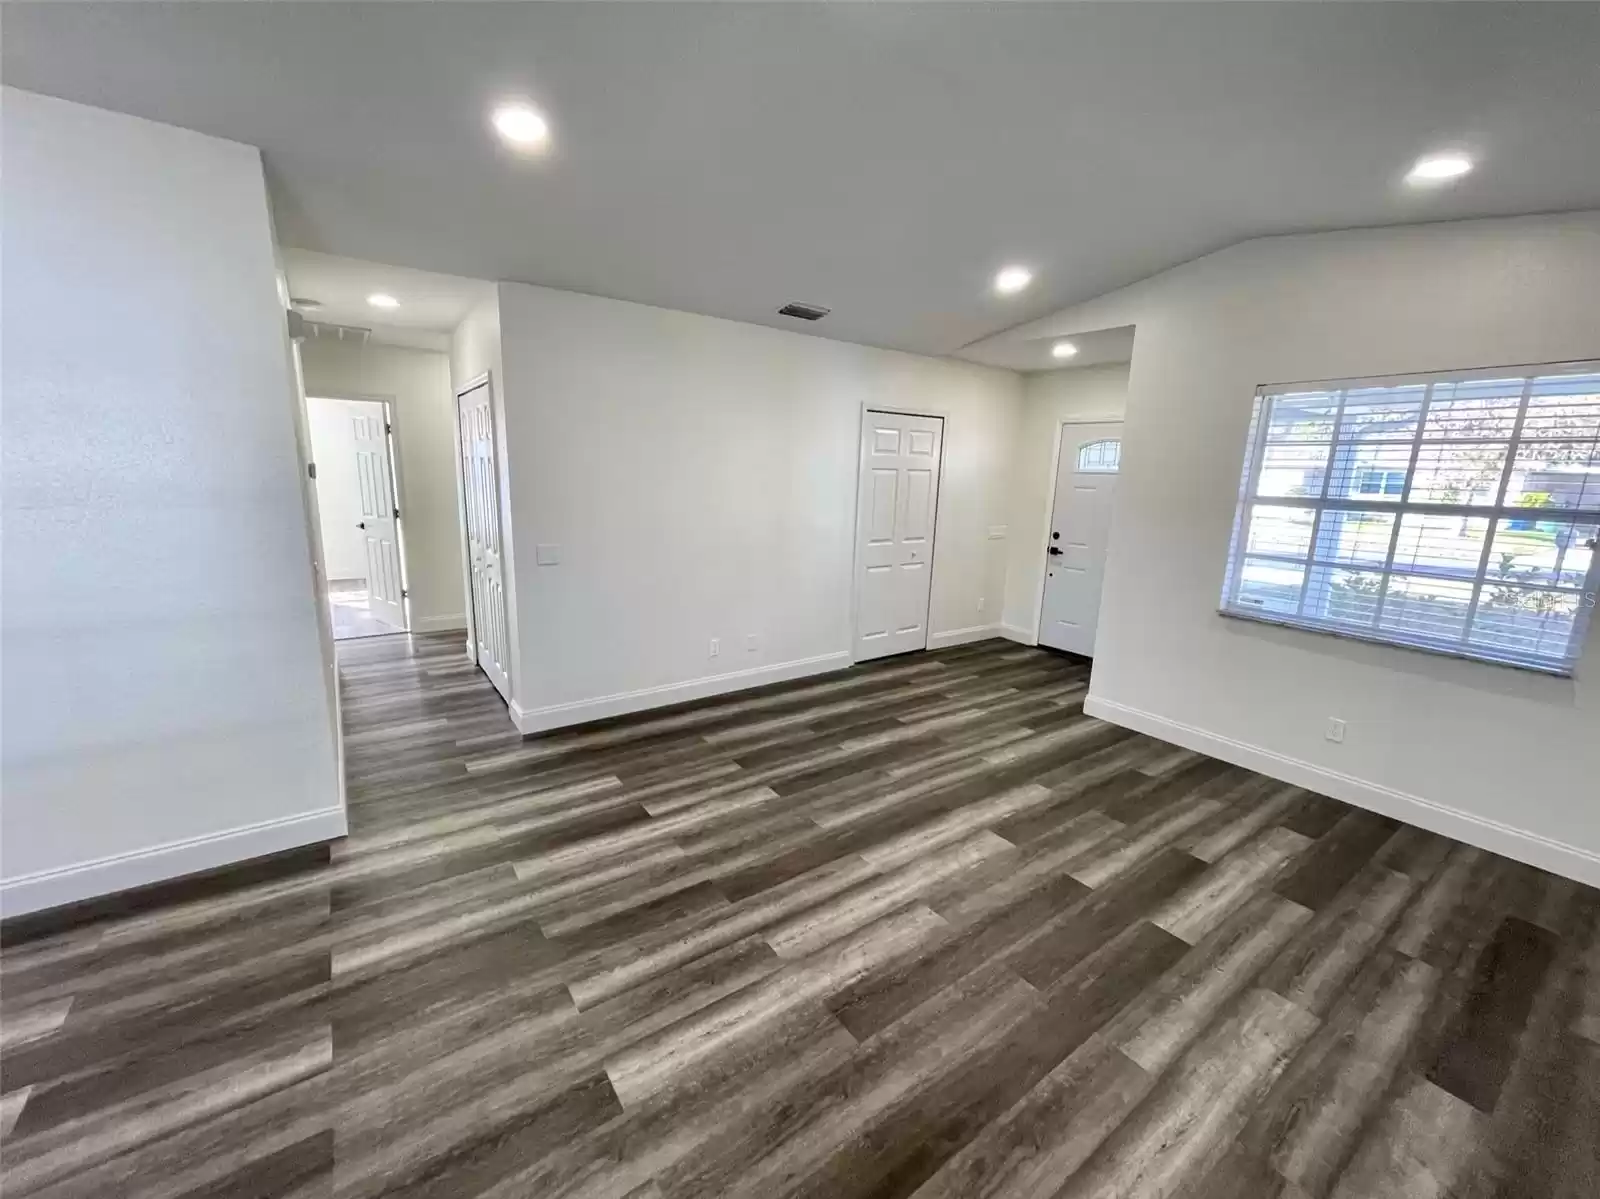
[1033,417,1125,647]
[849,402,950,664]
[452,374,487,664]
[306,391,412,635]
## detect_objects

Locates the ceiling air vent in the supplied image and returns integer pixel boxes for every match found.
[778,302,830,321]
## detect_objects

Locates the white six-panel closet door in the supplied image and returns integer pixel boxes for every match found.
[456,380,511,702]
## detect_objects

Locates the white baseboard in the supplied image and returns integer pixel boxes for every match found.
[1084,695,1600,888]
[927,624,1002,650]
[1000,622,1038,646]
[0,807,348,919]
[414,614,468,633]
[511,651,854,735]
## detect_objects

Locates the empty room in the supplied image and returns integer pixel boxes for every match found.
[1,4,1596,1198]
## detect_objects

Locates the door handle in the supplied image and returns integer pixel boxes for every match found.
[357,521,367,530]
[1047,546,1062,556]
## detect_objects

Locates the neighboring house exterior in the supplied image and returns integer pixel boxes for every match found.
[1519,464,1600,512]
[1277,454,1599,512]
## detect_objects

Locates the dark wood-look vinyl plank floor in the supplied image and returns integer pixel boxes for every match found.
[3,633,1596,1198]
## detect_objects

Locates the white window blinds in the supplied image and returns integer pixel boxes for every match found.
[1221,362,1600,674]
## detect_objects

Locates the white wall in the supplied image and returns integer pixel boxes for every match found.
[301,338,467,631]
[305,397,377,580]
[1003,364,1131,639]
[1020,212,1600,883]
[494,282,1023,730]
[450,295,506,396]
[0,89,344,915]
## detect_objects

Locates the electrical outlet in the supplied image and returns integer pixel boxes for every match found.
[709,638,720,658]
[1325,717,1346,744]
[745,633,761,653]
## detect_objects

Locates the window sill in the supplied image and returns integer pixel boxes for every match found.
[1216,607,1577,678]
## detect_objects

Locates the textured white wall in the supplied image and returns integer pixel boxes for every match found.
[495,282,1023,726]
[301,338,466,630]
[450,296,506,397]
[0,89,343,914]
[1020,213,1600,880]
[1004,364,1131,639]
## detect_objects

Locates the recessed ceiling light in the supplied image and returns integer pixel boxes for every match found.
[1406,153,1473,184]
[491,102,550,149]
[1051,341,1079,360]
[367,293,400,310]
[993,266,1034,296]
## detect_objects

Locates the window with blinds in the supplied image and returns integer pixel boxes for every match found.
[1221,362,1600,674]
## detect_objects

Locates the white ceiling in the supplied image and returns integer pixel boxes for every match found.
[284,250,493,352]
[964,325,1138,375]
[5,3,1598,361]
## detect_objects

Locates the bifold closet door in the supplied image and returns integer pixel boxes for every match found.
[456,379,511,702]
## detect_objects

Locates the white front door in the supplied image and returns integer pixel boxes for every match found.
[351,406,407,630]
[457,378,512,702]
[854,409,944,661]
[1039,421,1122,656]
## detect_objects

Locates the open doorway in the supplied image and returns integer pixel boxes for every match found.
[306,395,410,640]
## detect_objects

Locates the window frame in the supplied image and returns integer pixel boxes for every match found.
[1356,468,1406,496]
[1220,360,1600,676]
[1075,438,1122,474]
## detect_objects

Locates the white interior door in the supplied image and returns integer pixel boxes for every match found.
[1039,421,1123,656]
[457,379,511,702]
[351,407,407,629]
[854,409,944,661]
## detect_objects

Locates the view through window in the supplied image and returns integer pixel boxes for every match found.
[1221,362,1600,674]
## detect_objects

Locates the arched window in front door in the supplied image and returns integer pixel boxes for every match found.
[1076,438,1121,473]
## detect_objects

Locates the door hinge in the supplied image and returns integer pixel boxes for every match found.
[402,589,409,598]
[307,462,317,480]
[393,506,401,518]
[386,423,393,435]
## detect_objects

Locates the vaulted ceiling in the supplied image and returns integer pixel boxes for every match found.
[6,2,1598,365]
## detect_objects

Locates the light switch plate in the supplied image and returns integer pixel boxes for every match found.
[535,543,561,566]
